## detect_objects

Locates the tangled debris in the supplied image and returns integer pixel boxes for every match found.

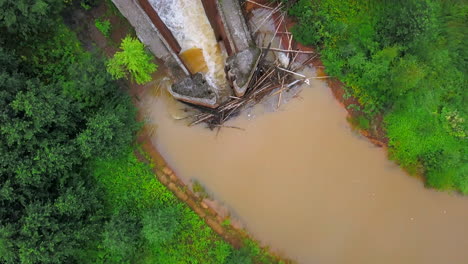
[187,45,316,129]
[183,1,319,129]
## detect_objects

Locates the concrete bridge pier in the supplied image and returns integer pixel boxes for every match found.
[111,0,260,107]
[111,0,190,76]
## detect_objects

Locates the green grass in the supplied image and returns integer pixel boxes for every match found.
[88,147,283,263]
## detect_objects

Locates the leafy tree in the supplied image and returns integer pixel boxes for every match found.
[0,0,65,43]
[375,0,434,47]
[225,248,253,264]
[439,0,468,73]
[0,225,16,263]
[289,0,325,46]
[100,211,142,263]
[107,36,158,84]
[77,100,138,159]
[0,9,138,261]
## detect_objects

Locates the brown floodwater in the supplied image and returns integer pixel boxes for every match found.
[139,67,468,264]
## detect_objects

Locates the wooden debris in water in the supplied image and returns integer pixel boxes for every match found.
[261,47,315,54]
[183,4,317,129]
[186,49,315,129]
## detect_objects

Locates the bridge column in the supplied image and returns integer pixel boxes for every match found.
[111,0,191,76]
[217,0,254,53]
[201,0,235,56]
[137,0,191,75]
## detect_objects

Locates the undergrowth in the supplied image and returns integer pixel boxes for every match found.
[287,0,467,193]
[87,148,283,263]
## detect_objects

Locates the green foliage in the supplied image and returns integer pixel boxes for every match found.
[192,179,210,199]
[441,107,466,139]
[0,0,65,40]
[289,0,468,192]
[0,3,138,262]
[221,218,231,227]
[77,100,138,159]
[91,150,282,263]
[289,0,325,46]
[349,115,370,130]
[92,151,173,215]
[1,1,281,263]
[375,0,435,47]
[81,2,92,10]
[101,211,142,263]
[142,206,182,247]
[91,151,225,263]
[225,248,253,264]
[107,36,158,84]
[95,18,111,37]
[0,225,15,263]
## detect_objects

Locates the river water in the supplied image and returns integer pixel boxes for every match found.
[138,3,468,263]
[140,66,468,263]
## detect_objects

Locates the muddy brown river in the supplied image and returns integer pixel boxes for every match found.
[139,67,468,264]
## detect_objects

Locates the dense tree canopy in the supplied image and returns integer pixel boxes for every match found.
[0,1,138,262]
[0,0,64,38]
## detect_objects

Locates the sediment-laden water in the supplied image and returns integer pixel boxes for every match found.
[140,66,468,264]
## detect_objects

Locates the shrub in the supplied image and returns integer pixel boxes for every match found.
[141,206,182,247]
[95,18,111,37]
[106,36,157,84]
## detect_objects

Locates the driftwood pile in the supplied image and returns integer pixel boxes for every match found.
[187,2,318,129]
[187,46,315,129]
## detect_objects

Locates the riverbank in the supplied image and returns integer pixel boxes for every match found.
[137,1,468,263]
[70,1,293,263]
[269,0,467,192]
[123,1,468,263]
[245,0,387,147]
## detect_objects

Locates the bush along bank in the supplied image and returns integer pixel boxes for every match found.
[284,0,467,193]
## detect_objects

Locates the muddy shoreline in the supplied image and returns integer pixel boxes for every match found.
[133,3,468,264]
[245,2,388,148]
[71,2,295,262]
[131,89,295,264]
[71,1,433,263]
